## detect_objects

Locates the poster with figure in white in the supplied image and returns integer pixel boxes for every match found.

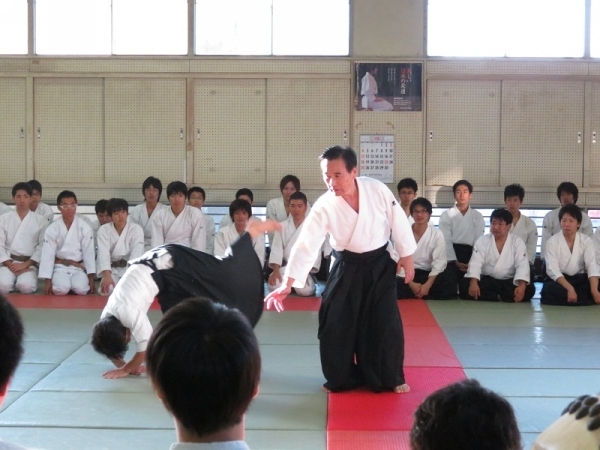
[355,62,423,112]
[359,135,394,183]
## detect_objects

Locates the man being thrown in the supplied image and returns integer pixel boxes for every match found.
[39,190,96,295]
[397,198,456,300]
[460,208,534,303]
[147,298,259,450]
[92,219,280,379]
[268,192,318,297]
[541,204,600,306]
[96,198,145,295]
[265,146,416,394]
[0,183,47,295]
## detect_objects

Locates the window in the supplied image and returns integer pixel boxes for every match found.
[592,0,600,57]
[0,0,27,55]
[428,0,585,58]
[195,0,349,56]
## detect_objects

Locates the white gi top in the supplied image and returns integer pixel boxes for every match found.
[198,209,215,255]
[269,216,320,271]
[466,234,530,285]
[0,210,47,263]
[399,225,446,277]
[541,207,593,258]
[38,216,96,279]
[265,197,311,243]
[96,221,145,274]
[285,177,417,289]
[439,205,485,261]
[100,252,173,352]
[151,205,207,252]
[0,203,12,216]
[509,213,538,264]
[215,224,265,267]
[169,442,250,450]
[129,202,165,250]
[33,202,54,223]
[545,231,600,280]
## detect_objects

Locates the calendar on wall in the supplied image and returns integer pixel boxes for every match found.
[359,135,395,183]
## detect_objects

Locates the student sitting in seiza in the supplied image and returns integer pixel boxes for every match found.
[28,179,54,223]
[91,199,112,255]
[96,198,145,296]
[504,183,538,269]
[215,199,265,267]
[38,190,96,296]
[540,204,600,306]
[146,298,260,450]
[129,176,165,252]
[460,208,534,303]
[541,181,593,259]
[266,175,311,243]
[187,186,215,255]
[397,177,418,225]
[219,189,260,229]
[396,198,456,300]
[268,191,318,297]
[438,179,485,283]
[151,181,207,252]
[0,182,48,295]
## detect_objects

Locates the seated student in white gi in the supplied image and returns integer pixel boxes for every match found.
[541,204,600,306]
[397,178,418,225]
[504,183,538,268]
[39,190,96,295]
[397,198,456,300]
[28,179,54,223]
[151,181,206,252]
[147,299,259,450]
[215,199,265,267]
[129,176,165,251]
[97,198,145,296]
[91,219,280,379]
[541,182,593,259]
[0,182,47,295]
[459,208,534,303]
[268,192,318,296]
[187,186,215,255]
[439,179,485,284]
[91,199,112,253]
[219,188,260,229]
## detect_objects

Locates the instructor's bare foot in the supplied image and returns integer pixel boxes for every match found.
[393,383,410,393]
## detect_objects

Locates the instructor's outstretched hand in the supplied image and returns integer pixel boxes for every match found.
[246,219,282,238]
[265,278,294,312]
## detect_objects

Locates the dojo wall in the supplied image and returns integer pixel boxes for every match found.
[0,0,598,208]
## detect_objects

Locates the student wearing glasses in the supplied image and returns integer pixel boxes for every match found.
[38,190,96,295]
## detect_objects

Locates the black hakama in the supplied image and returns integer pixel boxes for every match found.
[397,267,458,300]
[319,244,405,392]
[458,274,535,302]
[133,233,264,326]
[540,273,596,306]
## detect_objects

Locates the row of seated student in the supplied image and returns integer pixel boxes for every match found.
[3,289,595,450]
[395,178,600,306]
[0,175,324,298]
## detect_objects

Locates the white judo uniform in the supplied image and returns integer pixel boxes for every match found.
[265,197,311,242]
[360,72,393,111]
[129,203,165,251]
[39,216,96,295]
[439,205,485,261]
[198,210,215,255]
[96,221,145,293]
[466,234,530,284]
[33,202,54,223]
[151,205,206,252]
[545,232,599,281]
[0,203,12,216]
[0,211,47,294]
[215,224,265,267]
[541,207,593,259]
[509,213,538,265]
[399,225,446,277]
[268,216,319,296]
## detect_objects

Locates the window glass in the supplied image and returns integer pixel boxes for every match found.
[0,0,27,55]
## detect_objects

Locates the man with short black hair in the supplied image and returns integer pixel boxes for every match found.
[504,183,538,266]
[39,190,96,295]
[147,298,259,449]
[460,208,534,303]
[219,188,260,229]
[0,183,47,294]
[0,294,27,450]
[129,176,165,251]
[215,200,265,266]
[397,177,418,224]
[28,179,54,223]
[187,187,215,255]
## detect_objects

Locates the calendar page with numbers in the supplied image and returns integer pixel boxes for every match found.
[359,135,394,183]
